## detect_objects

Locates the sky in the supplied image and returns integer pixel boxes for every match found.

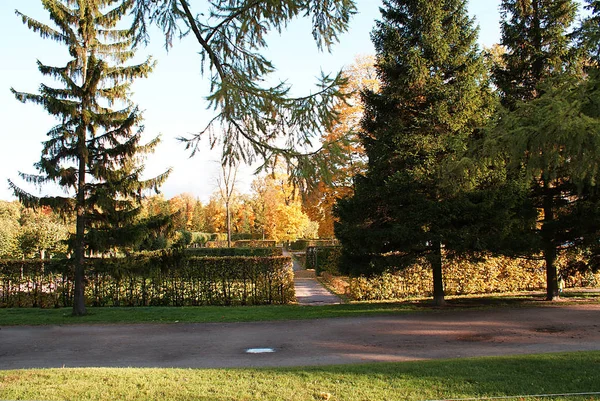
[0,0,583,203]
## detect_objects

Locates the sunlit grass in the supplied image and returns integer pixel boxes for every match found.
[0,288,597,326]
[1,352,599,401]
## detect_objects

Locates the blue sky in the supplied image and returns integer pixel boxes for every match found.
[0,0,581,202]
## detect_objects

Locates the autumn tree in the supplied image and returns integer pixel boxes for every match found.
[0,201,22,258]
[217,163,238,247]
[168,193,197,231]
[10,0,168,315]
[251,171,313,242]
[203,196,226,234]
[303,55,378,237]
[19,207,70,259]
[335,0,495,305]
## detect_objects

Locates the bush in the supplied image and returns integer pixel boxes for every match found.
[190,232,211,246]
[233,240,277,248]
[315,248,600,301]
[184,247,283,257]
[347,257,558,301]
[306,246,342,276]
[0,252,294,307]
[289,239,339,251]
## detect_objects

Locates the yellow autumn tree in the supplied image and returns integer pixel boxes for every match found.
[251,169,315,242]
[303,55,380,237]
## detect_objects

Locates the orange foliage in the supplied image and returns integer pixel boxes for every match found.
[303,55,379,237]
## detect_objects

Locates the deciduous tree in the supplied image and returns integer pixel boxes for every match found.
[303,56,377,237]
[130,0,356,181]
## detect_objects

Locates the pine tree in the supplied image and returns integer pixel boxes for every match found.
[9,0,169,316]
[335,0,494,306]
[489,0,592,301]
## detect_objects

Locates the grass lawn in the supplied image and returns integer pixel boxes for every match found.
[1,352,599,400]
[0,289,597,326]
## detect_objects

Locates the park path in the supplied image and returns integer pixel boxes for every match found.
[2,305,600,369]
[283,249,342,306]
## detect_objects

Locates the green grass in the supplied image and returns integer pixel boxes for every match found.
[1,352,599,400]
[0,303,421,325]
[0,289,597,326]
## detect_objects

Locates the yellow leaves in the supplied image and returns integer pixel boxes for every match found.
[252,171,315,242]
[304,55,378,237]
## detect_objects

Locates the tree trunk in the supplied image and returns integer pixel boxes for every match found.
[430,240,445,306]
[72,139,87,316]
[226,201,231,248]
[542,181,559,301]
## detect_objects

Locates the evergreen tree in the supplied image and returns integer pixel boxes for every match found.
[489,0,593,301]
[576,0,600,63]
[335,0,494,305]
[493,0,578,107]
[9,0,169,316]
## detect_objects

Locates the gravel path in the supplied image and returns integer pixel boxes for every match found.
[284,249,342,306]
[1,305,599,370]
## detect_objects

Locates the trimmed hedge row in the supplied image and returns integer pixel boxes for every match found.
[289,239,339,251]
[233,240,277,248]
[311,247,600,300]
[0,252,294,308]
[185,247,283,257]
[306,246,342,276]
[347,256,600,301]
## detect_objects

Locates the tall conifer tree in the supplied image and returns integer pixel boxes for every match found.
[494,0,578,108]
[10,0,169,316]
[335,0,494,305]
[489,0,596,301]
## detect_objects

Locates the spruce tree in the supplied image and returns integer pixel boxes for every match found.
[494,0,578,108]
[9,0,169,316]
[335,0,494,306]
[489,0,594,301]
[578,1,600,62]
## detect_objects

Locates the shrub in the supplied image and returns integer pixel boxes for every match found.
[233,240,277,248]
[184,247,283,257]
[290,239,339,251]
[306,246,342,276]
[319,250,599,301]
[0,252,294,307]
[231,233,263,241]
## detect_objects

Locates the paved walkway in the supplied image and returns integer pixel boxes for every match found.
[283,249,342,306]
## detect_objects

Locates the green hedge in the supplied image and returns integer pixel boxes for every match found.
[233,240,277,248]
[185,247,283,257]
[0,252,294,307]
[306,246,342,276]
[289,239,338,251]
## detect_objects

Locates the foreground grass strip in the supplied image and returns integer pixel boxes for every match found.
[1,352,599,401]
[0,303,423,325]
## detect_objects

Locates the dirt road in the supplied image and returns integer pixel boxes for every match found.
[1,305,599,370]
